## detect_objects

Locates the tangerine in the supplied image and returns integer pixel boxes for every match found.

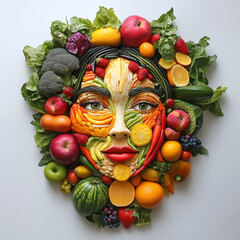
[135,181,164,209]
[160,140,182,162]
[139,42,155,58]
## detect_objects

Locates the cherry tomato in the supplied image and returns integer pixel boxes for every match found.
[67,171,79,185]
[101,176,113,185]
[166,99,175,108]
[181,151,192,161]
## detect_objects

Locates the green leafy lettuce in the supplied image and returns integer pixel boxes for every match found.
[30,113,57,166]
[186,36,227,116]
[151,8,178,62]
[93,6,121,30]
[69,17,94,37]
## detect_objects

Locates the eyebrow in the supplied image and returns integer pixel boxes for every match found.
[75,86,111,98]
[129,87,162,98]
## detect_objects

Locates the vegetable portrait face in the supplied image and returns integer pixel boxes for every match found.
[70,58,164,179]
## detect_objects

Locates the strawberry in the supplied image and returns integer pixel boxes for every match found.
[73,133,88,145]
[96,58,110,68]
[174,37,189,54]
[148,73,154,80]
[86,64,92,71]
[137,68,148,80]
[118,208,136,228]
[150,33,161,45]
[95,67,105,79]
[62,86,74,97]
[128,61,139,73]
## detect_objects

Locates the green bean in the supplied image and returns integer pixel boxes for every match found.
[127,137,138,151]
[93,77,108,89]
[124,112,139,123]
[109,99,115,114]
[126,115,142,127]
[128,120,143,130]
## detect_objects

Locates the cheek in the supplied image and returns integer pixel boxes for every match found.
[70,103,115,138]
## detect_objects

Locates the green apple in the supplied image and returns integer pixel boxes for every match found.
[44,162,67,182]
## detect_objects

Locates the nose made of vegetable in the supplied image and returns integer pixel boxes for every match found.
[109,103,130,139]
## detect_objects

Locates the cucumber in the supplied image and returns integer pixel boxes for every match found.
[171,85,213,103]
[173,99,203,135]
[79,154,97,172]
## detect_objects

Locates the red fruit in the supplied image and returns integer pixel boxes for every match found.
[137,68,148,80]
[118,208,136,228]
[148,73,153,80]
[181,151,192,161]
[166,98,175,108]
[96,58,110,68]
[101,176,113,185]
[174,38,189,54]
[128,61,139,73]
[73,133,88,145]
[150,33,161,45]
[62,87,74,98]
[95,67,105,79]
[86,64,92,71]
[67,171,79,185]
[45,96,68,115]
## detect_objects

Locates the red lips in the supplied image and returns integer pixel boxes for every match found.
[103,146,138,163]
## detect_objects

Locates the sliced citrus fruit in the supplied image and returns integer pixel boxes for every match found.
[130,124,152,147]
[167,64,190,87]
[158,58,176,70]
[113,164,131,181]
[109,180,135,207]
[175,52,192,66]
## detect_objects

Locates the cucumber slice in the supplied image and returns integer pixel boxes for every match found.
[173,99,203,135]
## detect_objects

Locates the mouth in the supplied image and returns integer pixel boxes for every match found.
[102,146,139,163]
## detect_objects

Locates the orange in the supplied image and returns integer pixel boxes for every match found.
[158,58,176,70]
[160,140,182,162]
[109,180,135,207]
[130,124,152,147]
[139,42,155,58]
[113,164,131,181]
[167,64,189,87]
[135,181,164,209]
[175,52,192,66]
[130,174,142,187]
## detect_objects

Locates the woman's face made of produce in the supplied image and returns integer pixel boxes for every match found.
[70,58,163,178]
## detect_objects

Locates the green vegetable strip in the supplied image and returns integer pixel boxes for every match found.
[93,77,108,89]
[124,112,140,123]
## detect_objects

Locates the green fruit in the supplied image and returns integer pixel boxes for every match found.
[173,99,203,135]
[73,176,109,216]
[44,162,67,182]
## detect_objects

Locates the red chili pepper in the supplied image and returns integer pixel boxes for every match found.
[157,149,164,162]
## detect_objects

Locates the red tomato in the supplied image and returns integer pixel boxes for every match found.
[101,176,113,185]
[181,151,192,161]
[67,171,79,185]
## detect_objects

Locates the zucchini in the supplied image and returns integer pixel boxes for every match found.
[171,85,214,103]
[79,154,98,172]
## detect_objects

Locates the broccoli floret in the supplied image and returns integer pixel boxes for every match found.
[38,71,64,98]
[41,48,79,86]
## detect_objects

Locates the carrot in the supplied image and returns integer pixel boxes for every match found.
[79,146,99,170]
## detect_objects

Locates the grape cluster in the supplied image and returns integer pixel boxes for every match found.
[179,135,202,153]
[101,203,120,228]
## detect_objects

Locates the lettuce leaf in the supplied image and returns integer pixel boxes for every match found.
[151,8,178,62]
[30,113,57,166]
[50,20,70,46]
[21,72,46,114]
[69,17,94,38]
[186,36,217,85]
[93,6,121,30]
[198,86,227,116]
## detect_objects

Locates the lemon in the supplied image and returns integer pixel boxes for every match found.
[91,27,121,47]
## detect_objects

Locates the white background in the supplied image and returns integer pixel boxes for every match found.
[1,0,240,239]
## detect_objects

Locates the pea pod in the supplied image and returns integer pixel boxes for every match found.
[79,154,97,172]
[124,112,140,123]
[126,115,142,128]
[128,120,143,130]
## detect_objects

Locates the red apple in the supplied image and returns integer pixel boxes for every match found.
[164,127,180,140]
[45,96,68,115]
[166,110,190,132]
[50,134,79,165]
[120,15,152,48]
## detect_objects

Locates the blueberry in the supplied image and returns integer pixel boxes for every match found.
[109,224,113,228]
[113,223,119,227]
[184,139,189,143]
[180,136,185,142]
[192,142,197,147]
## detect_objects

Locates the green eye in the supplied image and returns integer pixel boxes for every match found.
[84,102,105,110]
[133,102,154,111]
